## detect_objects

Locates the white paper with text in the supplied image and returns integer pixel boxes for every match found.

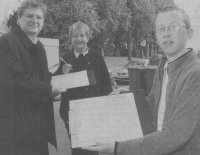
[51,70,90,90]
[69,93,143,148]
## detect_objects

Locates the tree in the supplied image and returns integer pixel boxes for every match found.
[41,0,101,53]
[6,0,174,59]
[126,0,174,60]
[6,10,18,31]
[6,0,101,55]
[88,0,132,56]
[0,20,9,34]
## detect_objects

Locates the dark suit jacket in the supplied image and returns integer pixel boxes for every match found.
[54,50,112,126]
[0,29,56,155]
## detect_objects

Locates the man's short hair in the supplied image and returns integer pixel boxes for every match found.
[69,21,92,39]
[17,0,47,19]
[156,5,191,29]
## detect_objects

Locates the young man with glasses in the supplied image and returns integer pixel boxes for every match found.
[83,5,200,155]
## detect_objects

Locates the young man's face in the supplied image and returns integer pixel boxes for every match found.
[155,11,192,61]
[18,8,44,38]
[71,27,89,53]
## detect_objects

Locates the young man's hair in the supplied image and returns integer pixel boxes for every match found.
[69,21,92,39]
[17,0,47,19]
[156,5,191,29]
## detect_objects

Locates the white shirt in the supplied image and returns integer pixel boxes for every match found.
[157,61,168,131]
[74,49,88,58]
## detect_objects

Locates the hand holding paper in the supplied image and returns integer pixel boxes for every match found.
[53,94,62,101]
[69,93,143,148]
[51,84,66,100]
[82,141,115,154]
[109,87,129,95]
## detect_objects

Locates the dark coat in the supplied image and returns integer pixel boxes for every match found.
[54,50,112,155]
[54,50,112,125]
[0,29,56,155]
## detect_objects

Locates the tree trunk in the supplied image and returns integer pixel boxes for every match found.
[127,29,133,60]
[114,43,120,57]
[132,36,137,58]
[98,38,104,56]
[101,46,104,57]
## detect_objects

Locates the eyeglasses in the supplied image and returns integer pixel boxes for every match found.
[156,25,187,34]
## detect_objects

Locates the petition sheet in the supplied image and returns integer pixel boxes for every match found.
[51,70,90,90]
[69,93,143,148]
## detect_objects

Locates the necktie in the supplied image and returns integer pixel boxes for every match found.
[77,54,86,69]
[78,54,85,62]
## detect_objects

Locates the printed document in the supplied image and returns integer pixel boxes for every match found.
[51,70,95,90]
[69,93,143,148]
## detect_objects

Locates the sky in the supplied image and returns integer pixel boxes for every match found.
[174,0,200,51]
[0,0,200,50]
[0,0,20,22]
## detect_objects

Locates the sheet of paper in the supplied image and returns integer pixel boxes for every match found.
[39,38,59,73]
[69,93,143,148]
[51,70,91,90]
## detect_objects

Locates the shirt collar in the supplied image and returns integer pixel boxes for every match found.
[74,48,89,58]
[165,48,194,74]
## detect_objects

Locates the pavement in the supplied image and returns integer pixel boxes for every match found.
[49,101,72,155]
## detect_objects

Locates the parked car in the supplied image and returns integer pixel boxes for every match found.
[109,58,149,84]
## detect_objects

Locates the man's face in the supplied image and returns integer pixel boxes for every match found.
[155,11,192,60]
[71,28,89,53]
[18,8,44,37]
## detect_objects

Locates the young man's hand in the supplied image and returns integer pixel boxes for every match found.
[82,141,115,154]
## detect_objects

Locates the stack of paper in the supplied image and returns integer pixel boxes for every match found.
[69,93,143,148]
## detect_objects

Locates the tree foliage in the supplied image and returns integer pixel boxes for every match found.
[88,0,132,55]
[6,10,18,31]
[6,0,174,58]
[41,0,101,50]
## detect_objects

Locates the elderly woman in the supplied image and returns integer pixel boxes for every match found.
[0,1,65,155]
[55,21,112,155]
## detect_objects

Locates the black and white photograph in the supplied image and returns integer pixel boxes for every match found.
[0,0,200,155]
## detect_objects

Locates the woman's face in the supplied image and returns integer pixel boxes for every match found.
[71,27,89,53]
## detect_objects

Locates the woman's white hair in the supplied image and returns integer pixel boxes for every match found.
[69,21,92,39]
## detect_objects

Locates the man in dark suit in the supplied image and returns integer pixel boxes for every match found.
[0,1,64,154]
